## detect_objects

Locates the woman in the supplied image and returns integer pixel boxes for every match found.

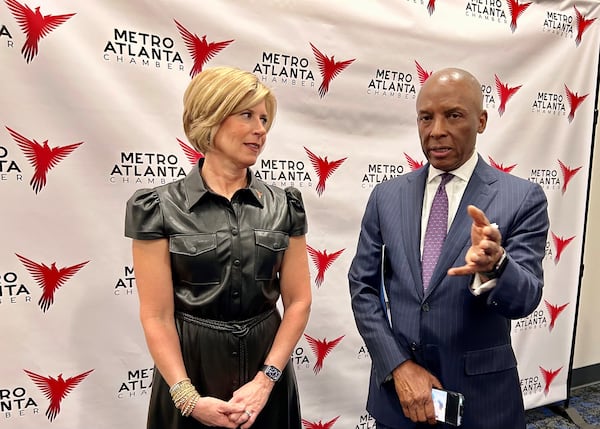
[125,66,312,429]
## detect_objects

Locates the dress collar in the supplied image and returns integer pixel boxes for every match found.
[183,158,266,210]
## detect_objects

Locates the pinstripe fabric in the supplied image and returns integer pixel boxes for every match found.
[349,155,549,429]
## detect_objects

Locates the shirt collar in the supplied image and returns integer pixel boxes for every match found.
[183,158,266,210]
[426,150,478,184]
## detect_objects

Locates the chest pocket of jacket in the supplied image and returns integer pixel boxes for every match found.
[255,230,289,280]
[169,233,220,286]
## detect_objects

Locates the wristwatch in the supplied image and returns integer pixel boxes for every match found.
[481,249,508,280]
[260,365,282,382]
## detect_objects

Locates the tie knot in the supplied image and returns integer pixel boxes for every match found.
[439,173,453,187]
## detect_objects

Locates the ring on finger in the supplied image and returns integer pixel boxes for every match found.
[244,410,253,418]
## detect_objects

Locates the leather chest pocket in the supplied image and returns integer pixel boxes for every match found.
[255,230,289,280]
[169,234,220,285]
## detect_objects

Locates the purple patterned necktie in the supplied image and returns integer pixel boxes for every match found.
[422,173,453,291]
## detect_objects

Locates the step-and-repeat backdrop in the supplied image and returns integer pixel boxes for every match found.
[1,1,599,427]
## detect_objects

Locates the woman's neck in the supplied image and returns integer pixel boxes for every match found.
[200,156,248,200]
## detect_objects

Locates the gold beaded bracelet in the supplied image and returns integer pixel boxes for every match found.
[169,378,201,417]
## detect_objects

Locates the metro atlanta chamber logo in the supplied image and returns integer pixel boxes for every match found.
[513,299,569,332]
[550,231,575,265]
[4,0,75,63]
[103,18,225,73]
[302,415,340,429]
[13,253,88,312]
[488,156,516,173]
[530,84,589,122]
[303,333,345,375]
[252,42,355,98]
[114,265,136,297]
[366,60,432,100]
[253,147,346,197]
[174,19,234,78]
[360,152,424,189]
[3,126,84,194]
[464,0,509,26]
[108,148,188,185]
[116,367,153,399]
[520,365,563,396]
[307,245,345,288]
[24,368,94,421]
[528,159,582,194]
[543,6,597,45]
[0,383,39,420]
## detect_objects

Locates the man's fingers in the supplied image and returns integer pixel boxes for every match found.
[467,205,490,227]
[448,265,475,276]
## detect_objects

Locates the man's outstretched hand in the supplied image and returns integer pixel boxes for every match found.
[448,205,503,277]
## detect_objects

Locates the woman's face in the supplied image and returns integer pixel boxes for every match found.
[210,100,269,168]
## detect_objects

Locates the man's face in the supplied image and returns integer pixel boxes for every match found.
[416,76,487,171]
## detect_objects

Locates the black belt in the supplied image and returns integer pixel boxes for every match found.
[175,308,275,338]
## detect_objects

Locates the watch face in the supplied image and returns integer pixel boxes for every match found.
[263,365,281,381]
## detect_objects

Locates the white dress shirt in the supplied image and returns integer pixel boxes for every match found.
[421,151,496,295]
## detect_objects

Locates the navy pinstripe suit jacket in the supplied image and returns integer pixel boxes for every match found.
[349,155,549,429]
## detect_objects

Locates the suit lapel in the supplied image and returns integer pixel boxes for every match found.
[402,168,428,299]
[425,157,498,296]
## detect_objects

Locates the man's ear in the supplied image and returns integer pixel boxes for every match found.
[478,110,488,134]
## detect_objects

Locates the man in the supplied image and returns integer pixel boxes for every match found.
[348,68,548,428]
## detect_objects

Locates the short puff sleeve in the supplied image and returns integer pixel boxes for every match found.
[285,186,307,237]
[124,189,165,240]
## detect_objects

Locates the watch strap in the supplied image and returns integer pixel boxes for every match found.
[481,249,508,280]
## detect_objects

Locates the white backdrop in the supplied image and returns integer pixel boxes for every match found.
[1,1,599,428]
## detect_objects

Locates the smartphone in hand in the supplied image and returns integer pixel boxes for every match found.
[432,388,464,426]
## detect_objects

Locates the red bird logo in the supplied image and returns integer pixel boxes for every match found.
[6,126,83,194]
[574,6,596,46]
[564,84,589,123]
[488,156,516,173]
[507,0,532,33]
[302,416,340,429]
[306,245,345,287]
[16,254,88,312]
[304,333,344,374]
[544,299,569,332]
[557,159,582,195]
[427,0,436,15]
[494,74,522,116]
[174,19,234,78]
[24,368,94,421]
[550,232,575,265]
[404,152,424,171]
[539,366,562,395]
[5,0,75,63]
[415,60,433,85]
[177,137,203,165]
[310,42,355,98]
[304,147,347,197]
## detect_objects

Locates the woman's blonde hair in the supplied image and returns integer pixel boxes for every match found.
[182,66,277,154]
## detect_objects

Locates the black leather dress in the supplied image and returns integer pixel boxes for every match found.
[125,159,307,429]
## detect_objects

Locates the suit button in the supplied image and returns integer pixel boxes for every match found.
[410,342,418,351]
[232,290,240,298]
[233,259,241,266]
[422,303,430,312]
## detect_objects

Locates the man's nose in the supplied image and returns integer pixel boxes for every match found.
[430,117,446,137]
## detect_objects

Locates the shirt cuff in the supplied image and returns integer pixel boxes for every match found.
[470,273,497,296]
